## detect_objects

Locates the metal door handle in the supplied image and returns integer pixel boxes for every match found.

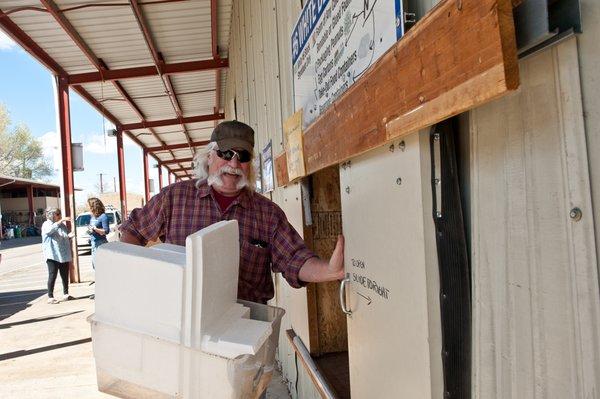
[340,277,352,316]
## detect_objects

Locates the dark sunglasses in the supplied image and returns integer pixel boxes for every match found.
[215,149,252,163]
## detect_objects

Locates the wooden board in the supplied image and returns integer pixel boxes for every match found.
[275,0,518,186]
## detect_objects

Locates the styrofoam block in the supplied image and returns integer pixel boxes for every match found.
[182,220,240,348]
[202,317,273,359]
[95,242,185,343]
[149,243,186,254]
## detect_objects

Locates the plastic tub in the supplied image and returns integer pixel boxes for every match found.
[88,300,285,399]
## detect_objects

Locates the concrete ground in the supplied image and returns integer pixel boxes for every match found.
[0,238,290,398]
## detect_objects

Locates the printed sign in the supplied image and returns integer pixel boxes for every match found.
[283,110,306,181]
[261,140,274,193]
[292,0,404,128]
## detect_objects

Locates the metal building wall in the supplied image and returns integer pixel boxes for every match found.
[469,36,600,398]
[225,1,322,397]
[578,0,600,294]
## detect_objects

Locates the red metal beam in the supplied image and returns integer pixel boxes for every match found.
[143,150,150,202]
[169,166,194,173]
[158,164,163,191]
[0,8,67,76]
[211,0,218,60]
[116,131,128,218]
[121,113,224,130]
[160,157,194,165]
[129,1,195,153]
[56,77,80,283]
[27,185,34,225]
[146,140,209,152]
[67,58,229,85]
[40,0,104,71]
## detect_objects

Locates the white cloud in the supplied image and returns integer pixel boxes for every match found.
[0,30,16,51]
[39,131,61,177]
[85,133,116,154]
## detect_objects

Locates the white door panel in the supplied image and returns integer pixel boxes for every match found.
[340,131,442,399]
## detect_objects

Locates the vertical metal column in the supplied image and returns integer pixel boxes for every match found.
[143,149,150,203]
[167,171,172,185]
[116,130,128,218]
[27,185,34,225]
[57,76,80,283]
[158,164,163,191]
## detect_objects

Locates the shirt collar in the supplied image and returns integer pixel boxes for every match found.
[196,178,253,209]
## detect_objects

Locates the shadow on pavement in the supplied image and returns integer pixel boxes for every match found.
[0,337,92,361]
[0,310,84,329]
[0,289,47,321]
[0,236,42,251]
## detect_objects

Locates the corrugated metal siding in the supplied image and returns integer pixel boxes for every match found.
[142,0,212,62]
[217,0,233,58]
[78,82,140,124]
[0,0,231,159]
[56,0,154,69]
[224,1,321,398]
[6,8,95,74]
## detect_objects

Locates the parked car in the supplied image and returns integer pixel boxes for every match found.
[75,206,122,251]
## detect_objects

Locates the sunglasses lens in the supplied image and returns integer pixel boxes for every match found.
[216,150,233,161]
[216,149,251,163]
[236,150,251,163]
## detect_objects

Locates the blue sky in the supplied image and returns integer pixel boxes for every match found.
[0,30,166,206]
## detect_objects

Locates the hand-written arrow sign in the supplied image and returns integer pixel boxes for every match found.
[357,292,372,306]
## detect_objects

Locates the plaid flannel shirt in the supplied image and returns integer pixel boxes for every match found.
[120,179,315,303]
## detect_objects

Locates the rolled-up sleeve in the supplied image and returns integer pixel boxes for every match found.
[269,207,316,288]
[120,189,167,245]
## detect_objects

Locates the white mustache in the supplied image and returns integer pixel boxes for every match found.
[218,166,244,176]
[207,165,249,190]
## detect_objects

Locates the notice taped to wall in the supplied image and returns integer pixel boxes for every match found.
[284,110,306,181]
[291,0,404,128]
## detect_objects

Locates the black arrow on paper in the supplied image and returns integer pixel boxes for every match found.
[357,292,372,305]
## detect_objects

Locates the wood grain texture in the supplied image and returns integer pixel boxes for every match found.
[275,0,519,186]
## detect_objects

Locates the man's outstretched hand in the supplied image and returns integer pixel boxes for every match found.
[299,234,345,283]
[327,235,345,280]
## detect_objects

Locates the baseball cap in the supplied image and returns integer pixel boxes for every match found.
[210,121,255,153]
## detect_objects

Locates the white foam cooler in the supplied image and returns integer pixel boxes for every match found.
[89,220,285,398]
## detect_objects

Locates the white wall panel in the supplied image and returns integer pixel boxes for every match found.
[578,0,600,290]
[470,37,600,399]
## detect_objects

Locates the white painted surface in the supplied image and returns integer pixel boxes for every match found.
[92,221,285,397]
[470,37,600,398]
[95,242,185,343]
[578,0,600,294]
[340,132,442,399]
[182,220,240,348]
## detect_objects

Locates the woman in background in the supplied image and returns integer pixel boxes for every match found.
[87,197,109,269]
[41,207,73,304]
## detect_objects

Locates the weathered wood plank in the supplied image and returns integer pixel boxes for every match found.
[275,0,518,186]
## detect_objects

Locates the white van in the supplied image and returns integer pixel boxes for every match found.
[75,206,122,251]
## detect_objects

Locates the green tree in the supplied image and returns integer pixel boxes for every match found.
[0,104,53,180]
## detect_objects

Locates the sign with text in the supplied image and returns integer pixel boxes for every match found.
[261,140,274,193]
[292,0,404,128]
[283,110,306,181]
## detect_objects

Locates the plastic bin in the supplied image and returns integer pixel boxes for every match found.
[88,301,284,399]
[89,221,286,398]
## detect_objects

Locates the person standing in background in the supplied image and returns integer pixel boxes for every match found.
[41,207,73,304]
[87,197,109,269]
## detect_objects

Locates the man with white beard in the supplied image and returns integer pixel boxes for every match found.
[120,120,344,303]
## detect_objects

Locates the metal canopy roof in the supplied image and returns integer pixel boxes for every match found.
[0,0,233,179]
